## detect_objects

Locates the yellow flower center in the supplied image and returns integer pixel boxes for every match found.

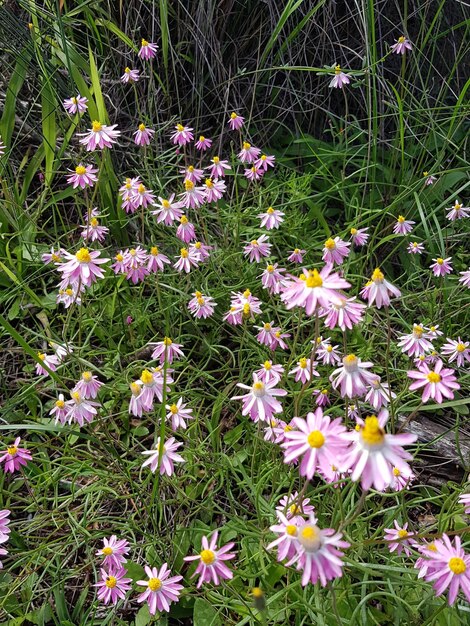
[130,382,141,396]
[194,242,201,249]
[243,289,251,298]
[266,264,275,272]
[130,249,137,256]
[38,353,46,361]
[56,399,65,408]
[105,576,117,589]
[298,524,322,551]
[51,253,61,262]
[92,121,102,132]
[82,371,92,382]
[413,325,424,338]
[324,238,336,250]
[213,156,220,163]
[299,357,308,369]
[398,529,408,539]
[397,215,405,223]
[423,171,428,177]
[350,228,358,235]
[398,36,406,43]
[454,203,462,211]
[150,246,158,255]
[305,269,323,288]
[371,268,384,282]
[261,155,267,161]
[180,248,189,258]
[335,64,341,74]
[436,258,444,265]
[170,404,178,414]
[138,123,146,131]
[124,67,131,74]
[194,291,202,298]
[267,208,275,216]
[7,446,17,456]
[115,253,124,262]
[252,587,263,598]
[75,165,86,175]
[427,372,441,383]
[243,142,251,150]
[163,337,172,346]
[428,543,437,552]
[75,247,91,263]
[140,369,154,385]
[361,415,385,446]
[199,135,205,142]
[231,112,238,119]
[197,297,205,305]
[205,178,213,188]
[184,179,194,191]
[456,343,466,352]
[251,239,258,246]
[141,38,148,46]
[162,199,170,208]
[285,525,298,537]
[137,184,145,194]
[71,391,81,402]
[176,124,185,132]
[252,381,265,395]
[180,215,188,224]
[289,504,299,515]
[65,289,73,296]
[284,425,292,432]
[344,353,357,365]
[321,389,329,395]
[393,467,400,476]
[449,557,466,575]
[243,303,252,316]
[326,345,333,352]
[264,360,272,369]
[307,430,325,448]
[90,217,99,228]
[71,97,77,104]
[148,577,162,591]
[102,547,113,556]
[200,549,216,565]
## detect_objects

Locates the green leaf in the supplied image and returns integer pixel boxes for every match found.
[40,78,56,185]
[193,598,222,626]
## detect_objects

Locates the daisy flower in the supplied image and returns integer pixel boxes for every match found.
[195,135,212,151]
[254,154,276,171]
[260,263,286,295]
[137,564,183,615]
[208,156,231,178]
[243,235,271,262]
[459,269,470,288]
[166,398,193,430]
[58,248,109,288]
[322,237,351,265]
[244,166,264,181]
[0,509,10,543]
[179,179,206,209]
[171,124,194,146]
[66,164,98,189]
[147,246,170,272]
[255,361,284,384]
[441,337,470,367]
[329,65,350,88]
[321,297,366,331]
[49,394,68,424]
[276,492,315,519]
[341,410,417,491]
[233,373,287,423]
[138,39,158,60]
[78,121,120,151]
[459,493,470,514]
[174,247,201,273]
[258,206,284,230]
[446,200,470,221]
[361,267,401,308]
[281,266,351,315]
[63,95,88,114]
[152,195,183,225]
[397,323,434,357]
[0,438,32,473]
[289,358,320,384]
[330,354,376,398]
[238,141,261,163]
[391,466,415,491]
[267,512,302,561]
[65,391,99,427]
[350,227,369,246]
[430,257,453,277]
[141,437,184,475]
[384,521,416,556]
[134,123,155,146]
[95,567,132,605]
[184,531,236,587]
[190,241,212,262]
[176,215,196,243]
[365,376,396,410]
[73,371,103,399]
[204,178,226,203]
[423,172,437,186]
[228,112,244,130]
[408,241,425,254]
[180,165,204,183]
[96,536,130,569]
[313,388,331,407]
[121,67,140,83]
[81,215,109,243]
[35,352,59,376]
[188,291,217,319]
[408,360,460,403]
[151,338,184,365]
[393,215,415,235]
[41,247,64,265]
[287,248,306,263]
[390,36,412,54]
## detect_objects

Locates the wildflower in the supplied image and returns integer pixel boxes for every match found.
[78,121,120,151]
[425,325,443,339]
[350,227,369,246]
[97,536,130,569]
[330,354,376,398]
[0,137,5,156]
[147,246,170,272]
[95,567,132,605]
[176,215,196,243]
[289,358,320,384]
[313,388,331,407]
[121,247,149,283]
[255,361,284,384]
[65,391,98,427]
[423,172,437,186]
[142,437,184,475]
[129,382,146,416]
[35,352,59,376]
[0,438,32,473]
[446,200,469,221]
[441,338,470,367]
[390,36,412,54]
[233,373,287,423]
[133,183,156,208]
[341,410,417,491]
[121,67,140,83]
[0,510,10,543]
[63,95,88,114]
[166,398,193,430]
[179,179,206,209]
[73,371,103,399]
[282,408,348,480]
[393,215,415,235]
[224,290,262,325]
[347,404,360,420]
[244,166,264,181]
[174,246,201,273]
[58,247,109,288]
[180,165,204,183]
[408,359,460,403]
[281,266,351,315]
[49,394,67,424]
[137,564,183,615]
[195,135,212,151]
[329,65,350,88]
[204,178,226,203]
[391,466,415,491]
[152,194,183,225]
[56,285,83,308]
[228,112,245,130]
[271,329,291,350]
[408,241,425,254]
[397,323,434,357]
[254,154,276,171]
[459,269,470,288]
[150,338,184,365]
[258,206,284,230]
[41,246,64,265]
[138,39,158,60]
[184,531,236,587]
[0,546,7,568]
[287,248,306,263]
[238,141,261,163]
[190,241,212,262]
[417,534,470,605]
[66,163,98,189]
[260,263,286,295]
[208,156,231,178]
[243,235,272,262]
[134,123,155,146]
[284,515,350,587]
[188,290,217,319]
[171,124,194,146]
[316,342,342,366]
[365,376,396,410]
[459,493,470,514]
[321,297,366,331]
[119,176,141,212]
[361,267,401,308]
[384,521,416,556]
[322,237,351,265]
[81,214,109,244]
[276,492,315,519]
[430,257,453,277]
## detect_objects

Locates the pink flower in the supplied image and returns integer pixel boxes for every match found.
[341,410,417,491]
[276,492,315,519]
[190,241,212,262]
[350,227,369,246]
[441,337,470,367]
[446,200,470,220]
[141,437,184,475]
[238,141,261,163]
[407,359,460,403]
[255,361,284,384]
[152,195,183,225]
[287,248,306,263]
[129,382,146,417]
[63,95,88,114]
[95,567,132,605]
[96,536,130,569]
[121,67,140,83]
[282,409,348,480]
[313,388,331,407]
[121,247,149,283]
[254,321,282,349]
[224,289,262,325]
[281,265,351,315]
[151,338,184,364]
[243,234,271,262]
[56,285,83,308]
[137,564,183,615]
[267,512,302,561]
[430,257,453,277]
[321,297,366,331]
[316,342,341,366]
[176,215,196,243]
[271,329,291,350]
[390,465,415,491]
[188,291,217,319]
[384,521,416,556]
[133,367,173,409]
[35,352,59,376]
[179,179,206,209]
[204,178,226,203]
[233,373,287,423]
[65,391,99,427]
[407,241,425,254]
[365,376,396,410]
[49,394,67,424]
[184,531,236,587]
[244,166,264,181]
[393,215,415,235]
[166,398,193,430]
[208,156,231,178]
[66,163,98,189]
[73,371,103,399]
[180,165,204,183]
[78,121,120,151]
[80,213,109,243]
[171,124,194,146]
[260,263,286,295]
[322,237,351,265]
[228,112,244,130]
[41,247,64,265]
[0,438,32,473]
[397,323,434,357]
[289,358,320,384]
[459,269,470,288]
[459,493,470,514]
[258,206,284,230]
[195,135,212,151]
[390,36,412,54]
[423,172,437,186]
[119,177,141,212]
[134,123,155,146]
[329,65,350,88]
[138,39,158,60]
[133,183,156,208]
[0,509,10,543]
[174,247,201,273]
[254,154,275,171]
[147,246,170,272]
[417,534,470,605]
[330,354,376,398]
[361,268,401,308]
